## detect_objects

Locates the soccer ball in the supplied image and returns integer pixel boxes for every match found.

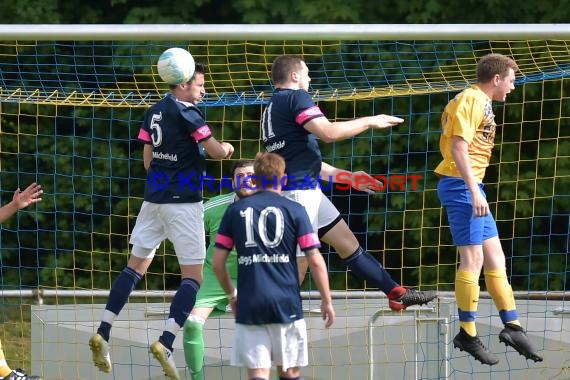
[157,47,195,85]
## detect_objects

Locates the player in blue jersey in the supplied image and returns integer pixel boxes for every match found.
[182,159,255,380]
[89,63,234,380]
[262,55,437,311]
[183,160,378,379]
[213,152,335,380]
[0,183,43,380]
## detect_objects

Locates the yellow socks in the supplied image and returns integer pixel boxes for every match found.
[455,269,480,336]
[485,268,520,326]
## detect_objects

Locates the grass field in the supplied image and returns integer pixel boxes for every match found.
[1,303,32,372]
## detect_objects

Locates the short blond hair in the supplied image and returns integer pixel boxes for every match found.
[253,152,285,188]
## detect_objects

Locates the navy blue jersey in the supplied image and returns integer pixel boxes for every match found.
[138,93,212,203]
[215,191,320,325]
[261,89,325,188]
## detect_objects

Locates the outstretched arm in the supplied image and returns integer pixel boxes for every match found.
[320,162,382,194]
[304,114,404,143]
[0,183,43,224]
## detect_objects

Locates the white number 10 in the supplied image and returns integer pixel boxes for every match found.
[239,206,284,248]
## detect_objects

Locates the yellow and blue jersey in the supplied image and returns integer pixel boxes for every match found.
[434,85,496,182]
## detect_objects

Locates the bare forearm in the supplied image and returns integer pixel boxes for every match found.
[451,138,479,193]
[306,114,403,143]
[143,145,153,170]
[0,201,19,224]
[320,162,346,178]
[202,138,233,159]
[307,252,332,304]
[212,249,235,296]
[325,118,371,142]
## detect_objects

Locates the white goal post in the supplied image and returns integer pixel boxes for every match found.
[1,23,570,40]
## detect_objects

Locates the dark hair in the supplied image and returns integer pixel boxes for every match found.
[476,54,518,83]
[271,55,303,85]
[193,62,206,77]
[169,62,206,89]
[229,159,255,178]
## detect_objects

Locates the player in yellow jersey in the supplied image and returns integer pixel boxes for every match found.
[435,53,543,365]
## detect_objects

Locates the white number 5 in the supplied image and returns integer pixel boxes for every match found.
[150,112,163,147]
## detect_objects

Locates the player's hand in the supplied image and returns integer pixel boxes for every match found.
[221,142,234,159]
[350,171,382,194]
[320,301,335,328]
[228,295,237,317]
[472,192,489,217]
[369,114,404,129]
[13,183,43,210]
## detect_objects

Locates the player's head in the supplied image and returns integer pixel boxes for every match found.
[271,55,311,91]
[253,152,286,191]
[476,54,518,102]
[230,159,255,199]
[171,63,206,104]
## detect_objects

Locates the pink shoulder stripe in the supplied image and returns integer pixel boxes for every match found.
[138,128,151,143]
[297,232,320,250]
[192,125,212,142]
[215,234,234,250]
[295,106,324,125]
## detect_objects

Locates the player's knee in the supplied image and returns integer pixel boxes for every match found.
[184,314,205,336]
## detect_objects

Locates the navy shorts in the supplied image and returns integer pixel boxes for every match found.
[437,176,498,246]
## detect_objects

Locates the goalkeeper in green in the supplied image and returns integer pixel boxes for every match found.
[183,159,255,379]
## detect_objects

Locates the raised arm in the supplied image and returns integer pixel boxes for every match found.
[304,114,404,143]
[0,183,43,224]
[320,162,382,194]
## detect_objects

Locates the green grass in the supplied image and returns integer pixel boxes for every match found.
[0,297,163,375]
[1,304,32,372]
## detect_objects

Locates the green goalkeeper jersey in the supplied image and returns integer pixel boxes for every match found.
[203,192,238,279]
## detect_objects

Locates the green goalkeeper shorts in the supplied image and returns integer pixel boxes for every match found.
[194,265,237,316]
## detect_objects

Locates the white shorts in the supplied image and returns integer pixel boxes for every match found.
[282,189,340,256]
[129,201,206,265]
[231,320,308,371]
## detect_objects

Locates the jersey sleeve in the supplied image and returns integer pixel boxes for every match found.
[443,93,484,144]
[293,203,321,251]
[181,106,213,143]
[292,90,325,127]
[214,205,234,251]
[138,115,153,144]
